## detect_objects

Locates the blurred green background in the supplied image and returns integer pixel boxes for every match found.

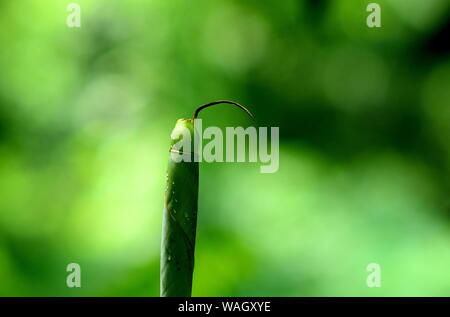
[0,0,449,296]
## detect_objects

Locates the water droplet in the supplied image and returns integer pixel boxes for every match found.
[168,255,172,261]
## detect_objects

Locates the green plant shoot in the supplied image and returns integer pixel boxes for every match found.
[160,101,253,297]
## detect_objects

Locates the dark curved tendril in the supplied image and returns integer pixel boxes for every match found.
[193,100,254,120]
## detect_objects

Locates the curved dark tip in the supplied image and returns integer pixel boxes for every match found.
[193,100,254,120]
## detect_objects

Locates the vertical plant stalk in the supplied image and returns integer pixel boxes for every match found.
[160,101,253,297]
